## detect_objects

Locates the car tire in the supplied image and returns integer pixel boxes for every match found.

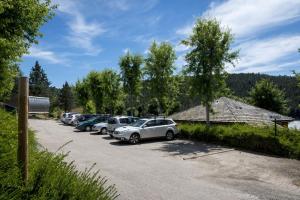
[101,128,107,134]
[129,133,140,144]
[85,126,92,132]
[166,131,174,140]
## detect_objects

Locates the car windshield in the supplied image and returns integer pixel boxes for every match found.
[130,119,147,127]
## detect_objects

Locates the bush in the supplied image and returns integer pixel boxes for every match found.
[0,109,118,200]
[179,123,300,159]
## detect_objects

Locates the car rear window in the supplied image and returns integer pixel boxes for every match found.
[119,118,129,124]
[108,118,117,124]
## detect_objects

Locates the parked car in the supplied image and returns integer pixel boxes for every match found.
[65,113,81,125]
[107,116,139,137]
[113,118,178,144]
[74,114,97,126]
[92,122,108,134]
[75,115,110,131]
[61,112,78,124]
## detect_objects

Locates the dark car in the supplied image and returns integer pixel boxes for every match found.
[74,114,97,126]
[75,115,110,131]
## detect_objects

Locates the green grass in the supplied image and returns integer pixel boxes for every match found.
[0,109,118,200]
[178,123,300,159]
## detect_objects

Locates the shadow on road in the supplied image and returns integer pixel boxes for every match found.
[152,140,224,156]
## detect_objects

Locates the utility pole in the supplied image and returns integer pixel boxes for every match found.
[18,77,29,183]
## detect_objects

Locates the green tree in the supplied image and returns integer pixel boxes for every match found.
[182,18,238,125]
[119,52,143,115]
[0,0,55,100]
[249,79,288,114]
[59,82,74,112]
[75,78,90,113]
[101,69,124,115]
[144,41,177,114]
[29,61,51,96]
[86,71,104,113]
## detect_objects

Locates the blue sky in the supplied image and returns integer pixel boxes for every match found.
[20,0,300,88]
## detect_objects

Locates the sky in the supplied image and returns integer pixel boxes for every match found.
[20,0,300,88]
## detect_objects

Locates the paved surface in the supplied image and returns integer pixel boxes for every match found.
[30,119,300,200]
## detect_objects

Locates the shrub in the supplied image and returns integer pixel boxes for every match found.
[179,123,300,159]
[0,109,118,200]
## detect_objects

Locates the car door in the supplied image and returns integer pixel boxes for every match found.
[140,120,157,138]
[154,119,168,137]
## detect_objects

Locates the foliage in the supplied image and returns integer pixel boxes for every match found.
[75,78,90,113]
[58,81,74,112]
[75,70,124,114]
[29,61,51,97]
[182,18,238,124]
[0,63,20,101]
[249,79,288,114]
[0,0,55,100]
[144,41,177,114]
[119,52,143,115]
[85,100,96,114]
[227,73,300,118]
[0,109,118,200]
[179,123,300,159]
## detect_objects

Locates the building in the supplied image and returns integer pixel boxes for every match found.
[169,97,293,126]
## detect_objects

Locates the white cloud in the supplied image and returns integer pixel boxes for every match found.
[175,44,189,52]
[25,46,66,64]
[123,48,130,54]
[229,35,300,73]
[54,0,105,55]
[177,0,300,38]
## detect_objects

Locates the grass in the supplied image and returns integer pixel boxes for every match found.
[0,109,118,200]
[178,123,300,159]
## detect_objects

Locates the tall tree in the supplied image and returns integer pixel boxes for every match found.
[29,61,51,96]
[119,52,143,115]
[0,0,55,100]
[249,79,288,114]
[182,18,238,125]
[86,71,104,113]
[59,82,74,112]
[75,78,91,113]
[101,69,124,115]
[144,41,177,114]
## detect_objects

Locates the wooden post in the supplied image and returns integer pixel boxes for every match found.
[274,118,277,137]
[18,77,29,183]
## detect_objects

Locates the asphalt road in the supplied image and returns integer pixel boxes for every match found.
[30,119,300,200]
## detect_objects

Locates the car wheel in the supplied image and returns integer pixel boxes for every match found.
[85,126,91,132]
[101,128,107,134]
[166,131,174,140]
[129,133,140,144]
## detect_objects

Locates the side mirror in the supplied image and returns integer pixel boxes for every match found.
[142,125,147,128]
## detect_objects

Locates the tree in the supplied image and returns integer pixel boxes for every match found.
[75,78,91,113]
[119,52,143,116]
[144,41,177,114]
[0,0,55,100]
[59,82,74,112]
[29,61,51,96]
[249,79,288,114]
[101,69,124,115]
[182,18,238,125]
[86,71,105,113]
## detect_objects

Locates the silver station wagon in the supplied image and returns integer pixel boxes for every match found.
[113,118,178,144]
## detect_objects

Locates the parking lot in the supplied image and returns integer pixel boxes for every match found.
[30,119,300,200]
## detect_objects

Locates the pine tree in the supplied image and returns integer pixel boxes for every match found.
[59,82,74,112]
[29,61,51,96]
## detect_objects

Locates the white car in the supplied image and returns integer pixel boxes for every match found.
[61,112,78,124]
[92,122,108,134]
[65,114,81,125]
[107,116,139,137]
[113,118,178,144]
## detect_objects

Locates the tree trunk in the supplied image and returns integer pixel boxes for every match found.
[205,104,210,126]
